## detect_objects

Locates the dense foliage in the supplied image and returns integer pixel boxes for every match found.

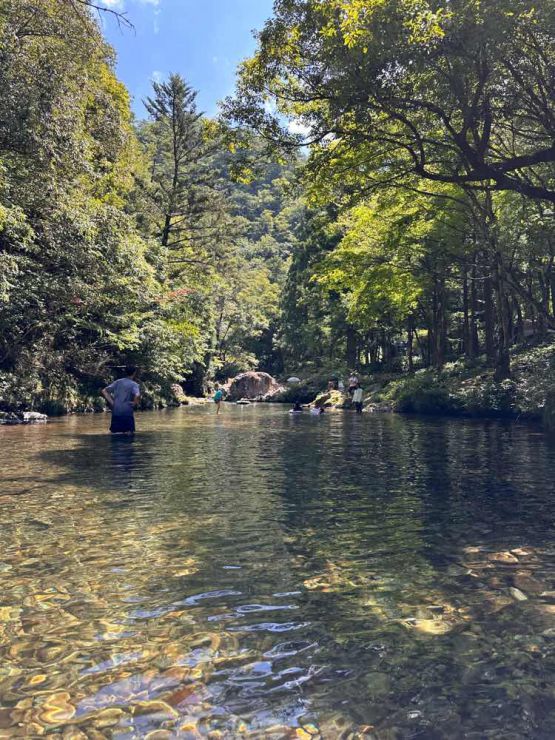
[2,0,555,418]
[0,1,300,411]
[227,0,555,389]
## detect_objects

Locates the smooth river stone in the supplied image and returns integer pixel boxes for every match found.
[39,692,76,724]
[132,700,179,718]
[488,552,519,564]
[513,573,544,594]
[509,587,528,602]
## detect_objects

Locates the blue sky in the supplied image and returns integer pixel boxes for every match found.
[100,0,274,119]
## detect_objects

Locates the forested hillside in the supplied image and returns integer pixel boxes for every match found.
[226,0,555,418]
[0,0,301,411]
[2,0,555,419]
[229,0,555,375]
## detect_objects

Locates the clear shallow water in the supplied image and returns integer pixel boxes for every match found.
[1,406,555,739]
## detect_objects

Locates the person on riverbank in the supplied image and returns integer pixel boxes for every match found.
[352,385,364,414]
[348,372,359,396]
[213,385,224,414]
[101,366,141,434]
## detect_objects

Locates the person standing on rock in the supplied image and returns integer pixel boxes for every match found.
[348,372,359,396]
[101,366,141,434]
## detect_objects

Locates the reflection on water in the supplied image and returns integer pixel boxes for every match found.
[1,406,555,738]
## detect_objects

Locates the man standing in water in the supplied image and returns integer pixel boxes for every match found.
[101,366,141,434]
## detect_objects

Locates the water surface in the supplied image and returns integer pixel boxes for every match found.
[1,406,555,738]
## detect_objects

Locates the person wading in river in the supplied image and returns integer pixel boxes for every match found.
[101,366,141,435]
[352,384,364,414]
[213,385,224,414]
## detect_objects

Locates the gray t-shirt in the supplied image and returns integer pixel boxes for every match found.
[107,378,140,416]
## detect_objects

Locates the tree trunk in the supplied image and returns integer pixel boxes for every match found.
[432,281,447,369]
[493,252,511,381]
[462,261,470,358]
[345,325,358,369]
[407,316,414,373]
[537,269,549,340]
[514,297,524,343]
[381,329,389,366]
[470,257,480,357]
[483,265,496,366]
[161,213,172,248]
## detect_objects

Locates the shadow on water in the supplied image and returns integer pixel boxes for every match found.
[1,408,555,737]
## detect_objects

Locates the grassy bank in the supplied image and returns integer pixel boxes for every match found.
[276,343,555,426]
[376,344,555,422]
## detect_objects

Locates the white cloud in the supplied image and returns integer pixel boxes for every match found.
[100,0,161,10]
[153,5,161,33]
[150,70,163,83]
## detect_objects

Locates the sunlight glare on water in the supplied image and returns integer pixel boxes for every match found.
[1,405,555,738]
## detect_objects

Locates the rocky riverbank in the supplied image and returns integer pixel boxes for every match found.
[273,343,555,428]
[0,378,206,420]
[3,343,554,428]
[0,411,48,425]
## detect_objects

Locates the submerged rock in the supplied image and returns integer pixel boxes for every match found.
[509,587,528,602]
[0,411,20,425]
[225,372,284,401]
[513,572,544,594]
[365,671,391,695]
[488,551,519,564]
[365,401,394,413]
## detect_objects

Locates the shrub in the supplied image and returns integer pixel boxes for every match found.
[39,399,70,416]
[457,378,518,417]
[385,372,458,415]
[271,383,319,404]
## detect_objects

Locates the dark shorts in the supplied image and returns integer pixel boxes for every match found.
[354,402,363,413]
[110,414,135,434]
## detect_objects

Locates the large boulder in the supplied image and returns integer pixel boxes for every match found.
[225,372,284,402]
[0,411,48,425]
[21,411,48,423]
[313,389,349,409]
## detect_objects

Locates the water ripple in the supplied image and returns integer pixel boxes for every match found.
[1,407,555,737]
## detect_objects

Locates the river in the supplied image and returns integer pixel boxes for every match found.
[1,406,554,738]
